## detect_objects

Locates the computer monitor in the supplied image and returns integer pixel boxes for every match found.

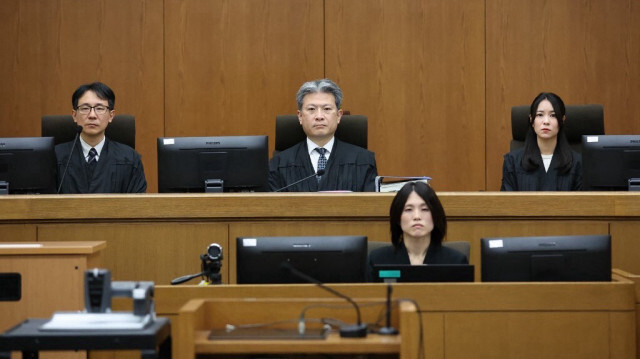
[582,135,640,191]
[0,137,56,195]
[481,234,611,282]
[236,236,368,284]
[157,136,268,192]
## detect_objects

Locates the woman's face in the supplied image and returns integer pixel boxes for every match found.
[531,99,561,140]
[400,191,434,241]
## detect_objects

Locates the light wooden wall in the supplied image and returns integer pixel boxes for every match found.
[1,0,639,192]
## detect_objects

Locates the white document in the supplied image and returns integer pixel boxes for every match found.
[40,312,152,331]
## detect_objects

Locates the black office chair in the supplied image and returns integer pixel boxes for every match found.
[510,104,604,153]
[274,114,368,155]
[41,114,136,148]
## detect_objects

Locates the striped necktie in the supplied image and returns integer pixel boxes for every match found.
[316,148,327,182]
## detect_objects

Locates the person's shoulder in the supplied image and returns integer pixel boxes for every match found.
[55,140,73,150]
[504,147,524,159]
[438,244,469,263]
[571,150,582,162]
[369,244,397,262]
[54,141,74,156]
[105,138,142,159]
[270,141,306,163]
[335,139,372,154]
[333,139,376,165]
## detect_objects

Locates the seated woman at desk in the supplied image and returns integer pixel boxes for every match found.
[368,181,468,280]
[501,92,582,191]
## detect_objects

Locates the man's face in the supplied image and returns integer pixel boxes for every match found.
[298,92,342,145]
[72,90,114,139]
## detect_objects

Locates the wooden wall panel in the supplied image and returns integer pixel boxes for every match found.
[163,0,324,147]
[325,0,486,191]
[0,0,164,191]
[37,223,228,285]
[485,0,640,190]
[1,1,640,191]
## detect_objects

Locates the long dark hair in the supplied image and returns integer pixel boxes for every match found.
[521,92,573,173]
[389,181,447,249]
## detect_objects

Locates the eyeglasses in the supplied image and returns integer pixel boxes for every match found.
[76,105,111,115]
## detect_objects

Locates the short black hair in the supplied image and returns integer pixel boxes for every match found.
[389,181,447,249]
[72,82,115,110]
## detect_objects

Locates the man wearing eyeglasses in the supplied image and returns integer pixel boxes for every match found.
[55,82,147,193]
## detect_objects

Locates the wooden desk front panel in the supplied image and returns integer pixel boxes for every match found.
[429,312,632,359]
[156,280,637,359]
[37,223,228,285]
[0,193,638,282]
[0,224,37,242]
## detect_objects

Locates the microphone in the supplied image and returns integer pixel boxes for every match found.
[281,262,367,338]
[274,169,325,192]
[57,125,83,194]
[377,283,398,335]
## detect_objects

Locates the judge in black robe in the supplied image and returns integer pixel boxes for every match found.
[57,82,146,194]
[56,138,147,194]
[268,138,377,192]
[501,92,582,191]
[269,79,378,192]
[501,148,582,191]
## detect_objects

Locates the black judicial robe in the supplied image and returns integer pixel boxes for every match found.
[55,138,147,194]
[268,139,378,192]
[500,148,582,191]
[367,242,468,282]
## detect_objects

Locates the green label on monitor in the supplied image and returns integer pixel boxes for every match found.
[378,270,401,279]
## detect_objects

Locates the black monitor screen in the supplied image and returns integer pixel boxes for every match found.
[157,136,268,192]
[481,234,611,282]
[236,236,368,284]
[0,137,56,194]
[582,135,640,191]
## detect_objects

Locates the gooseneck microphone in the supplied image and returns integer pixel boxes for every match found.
[274,169,325,192]
[281,262,368,338]
[378,283,399,335]
[57,125,83,194]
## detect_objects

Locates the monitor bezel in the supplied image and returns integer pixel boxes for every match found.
[582,134,640,191]
[157,135,269,193]
[480,234,611,282]
[236,235,368,284]
[0,137,57,194]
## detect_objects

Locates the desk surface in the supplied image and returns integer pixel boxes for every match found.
[0,241,106,255]
[0,317,170,351]
[194,331,401,354]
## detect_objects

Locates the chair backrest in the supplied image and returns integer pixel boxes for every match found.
[274,114,368,154]
[41,114,136,148]
[367,240,471,260]
[510,104,604,153]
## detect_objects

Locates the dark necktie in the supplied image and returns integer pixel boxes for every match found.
[316,148,327,182]
[87,148,98,180]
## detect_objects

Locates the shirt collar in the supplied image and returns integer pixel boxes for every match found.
[306,137,335,155]
[79,136,106,161]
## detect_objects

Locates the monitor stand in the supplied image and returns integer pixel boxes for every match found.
[205,179,224,193]
[628,178,640,191]
[0,181,8,195]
